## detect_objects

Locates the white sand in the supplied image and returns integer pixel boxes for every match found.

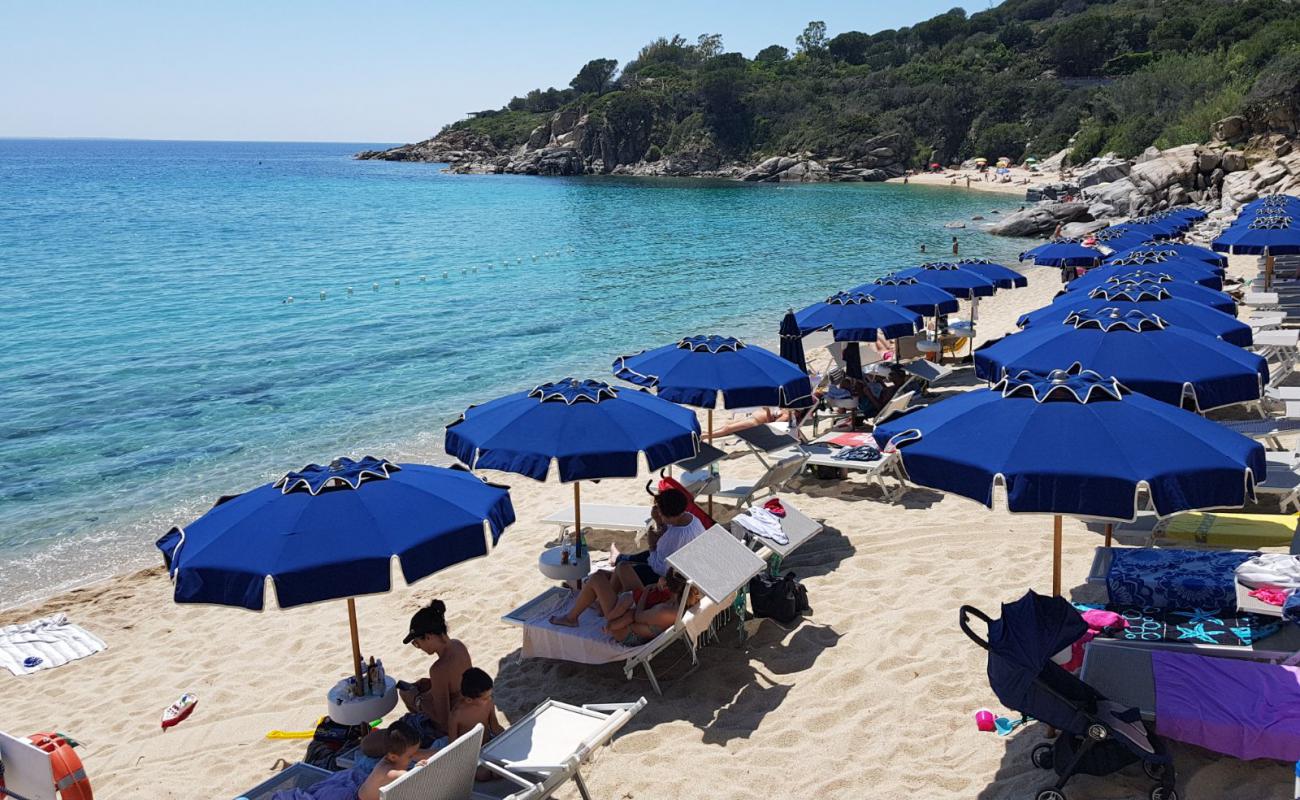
[1,257,1292,799]
[888,167,1038,197]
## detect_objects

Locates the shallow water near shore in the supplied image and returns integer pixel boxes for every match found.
[0,138,1027,605]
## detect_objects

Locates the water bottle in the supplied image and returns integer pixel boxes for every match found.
[1293,760,1299,799]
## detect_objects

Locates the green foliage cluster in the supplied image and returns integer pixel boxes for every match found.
[445,1,1300,166]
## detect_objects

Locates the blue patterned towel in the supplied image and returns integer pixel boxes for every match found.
[1106,548,1257,609]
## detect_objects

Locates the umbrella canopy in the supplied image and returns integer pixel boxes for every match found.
[1066,262,1224,292]
[793,291,922,342]
[875,367,1265,593]
[954,258,1029,289]
[973,309,1267,410]
[445,378,700,482]
[1106,243,1228,268]
[1062,277,1238,315]
[896,262,998,299]
[779,309,809,374]
[848,274,961,316]
[1213,214,1300,255]
[1020,241,1102,267]
[1017,287,1252,347]
[612,334,813,410]
[157,457,515,610]
[875,367,1264,518]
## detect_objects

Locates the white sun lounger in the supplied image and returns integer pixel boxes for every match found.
[711,453,809,510]
[472,699,645,800]
[502,525,766,694]
[728,502,823,561]
[1218,400,1300,448]
[1,731,62,800]
[382,725,483,800]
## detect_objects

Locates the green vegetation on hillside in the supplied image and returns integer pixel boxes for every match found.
[449,0,1300,166]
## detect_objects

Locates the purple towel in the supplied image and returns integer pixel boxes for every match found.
[1152,649,1300,761]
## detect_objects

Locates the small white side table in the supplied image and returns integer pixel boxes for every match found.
[327,675,397,726]
[538,546,590,587]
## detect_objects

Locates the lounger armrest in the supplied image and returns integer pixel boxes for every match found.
[475,759,536,789]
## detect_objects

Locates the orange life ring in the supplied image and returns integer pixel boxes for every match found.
[25,732,93,800]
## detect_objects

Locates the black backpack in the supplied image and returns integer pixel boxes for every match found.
[748,571,811,623]
[304,717,371,770]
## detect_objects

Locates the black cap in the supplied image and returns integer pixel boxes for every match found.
[403,604,445,643]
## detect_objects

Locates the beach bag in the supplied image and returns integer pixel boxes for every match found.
[304,717,370,770]
[748,571,810,623]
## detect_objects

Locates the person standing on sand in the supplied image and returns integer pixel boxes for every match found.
[965,175,971,189]
[1052,222,1063,240]
[399,600,472,744]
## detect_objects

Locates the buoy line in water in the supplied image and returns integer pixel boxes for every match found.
[280,245,576,304]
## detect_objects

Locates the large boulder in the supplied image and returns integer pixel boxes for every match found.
[1127,144,1199,193]
[1060,219,1109,238]
[987,202,1092,237]
[1076,155,1130,189]
[1214,116,1248,144]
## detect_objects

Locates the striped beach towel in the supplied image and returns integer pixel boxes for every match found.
[0,613,106,676]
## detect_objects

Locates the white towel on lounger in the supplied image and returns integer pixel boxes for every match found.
[0,613,106,676]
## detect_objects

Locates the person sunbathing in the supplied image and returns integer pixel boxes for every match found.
[398,600,471,743]
[356,722,424,800]
[604,572,694,647]
[702,382,825,441]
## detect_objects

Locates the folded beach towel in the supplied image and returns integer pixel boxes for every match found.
[733,507,789,545]
[0,613,107,676]
[1236,553,1300,590]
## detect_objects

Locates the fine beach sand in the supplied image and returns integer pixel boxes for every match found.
[1,255,1291,799]
[888,166,1039,197]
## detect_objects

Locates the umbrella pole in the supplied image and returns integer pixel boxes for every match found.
[573,482,583,558]
[1104,523,1113,548]
[1052,515,1063,597]
[347,598,364,696]
[1266,249,1274,292]
[707,409,714,517]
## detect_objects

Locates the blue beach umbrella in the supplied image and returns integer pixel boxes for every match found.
[974,309,1267,410]
[1107,242,1227,268]
[793,291,923,342]
[1066,262,1225,292]
[1062,278,1238,315]
[157,456,515,686]
[612,334,814,410]
[1017,286,1253,347]
[848,274,961,316]
[896,262,998,299]
[1101,249,1226,276]
[875,368,1265,594]
[1019,241,1103,268]
[1213,214,1300,255]
[445,378,700,554]
[954,257,1029,289]
[779,309,809,374]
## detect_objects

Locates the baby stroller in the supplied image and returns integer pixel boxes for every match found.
[959,591,1178,800]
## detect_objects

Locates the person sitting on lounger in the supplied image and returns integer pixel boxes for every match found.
[398,600,472,744]
[604,571,695,647]
[357,722,425,800]
[549,566,679,628]
[608,489,704,590]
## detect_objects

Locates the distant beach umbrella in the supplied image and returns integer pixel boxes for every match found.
[446,378,700,557]
[875,367,1265,594]
[974,308,1267,410]
[779,309,809,374]
[953,257,1029,289]
[1017,285,1252,347]
[1063,278,1238,315]
[848,274,961,316]
[896,262,998,299]
[793,291,922,342]
[1019,241,1102,268]
[1214,202,1300,289]
[157,457,515,690]
[612,335,812,411]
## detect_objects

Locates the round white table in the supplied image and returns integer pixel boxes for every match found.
[327,675,397,726]
[538,546,590,585]
[915,338,943,353]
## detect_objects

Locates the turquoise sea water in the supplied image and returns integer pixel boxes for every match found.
[0,139,1028,605]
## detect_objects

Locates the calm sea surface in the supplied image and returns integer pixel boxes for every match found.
[0,138,1029,605]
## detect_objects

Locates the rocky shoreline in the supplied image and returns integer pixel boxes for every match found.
[359,109,1300,238]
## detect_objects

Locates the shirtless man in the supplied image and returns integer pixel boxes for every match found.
[399,600,472,739]
[357,722,424,800]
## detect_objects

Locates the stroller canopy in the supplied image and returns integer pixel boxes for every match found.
[988,592,1089,731]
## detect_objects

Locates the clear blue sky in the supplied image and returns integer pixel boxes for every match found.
[2,1,986,143]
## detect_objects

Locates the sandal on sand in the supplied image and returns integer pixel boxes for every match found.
[549,615,578,627]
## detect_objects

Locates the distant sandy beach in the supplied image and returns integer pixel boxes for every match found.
[0,254,1290,800]
[889,166,1039,197]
